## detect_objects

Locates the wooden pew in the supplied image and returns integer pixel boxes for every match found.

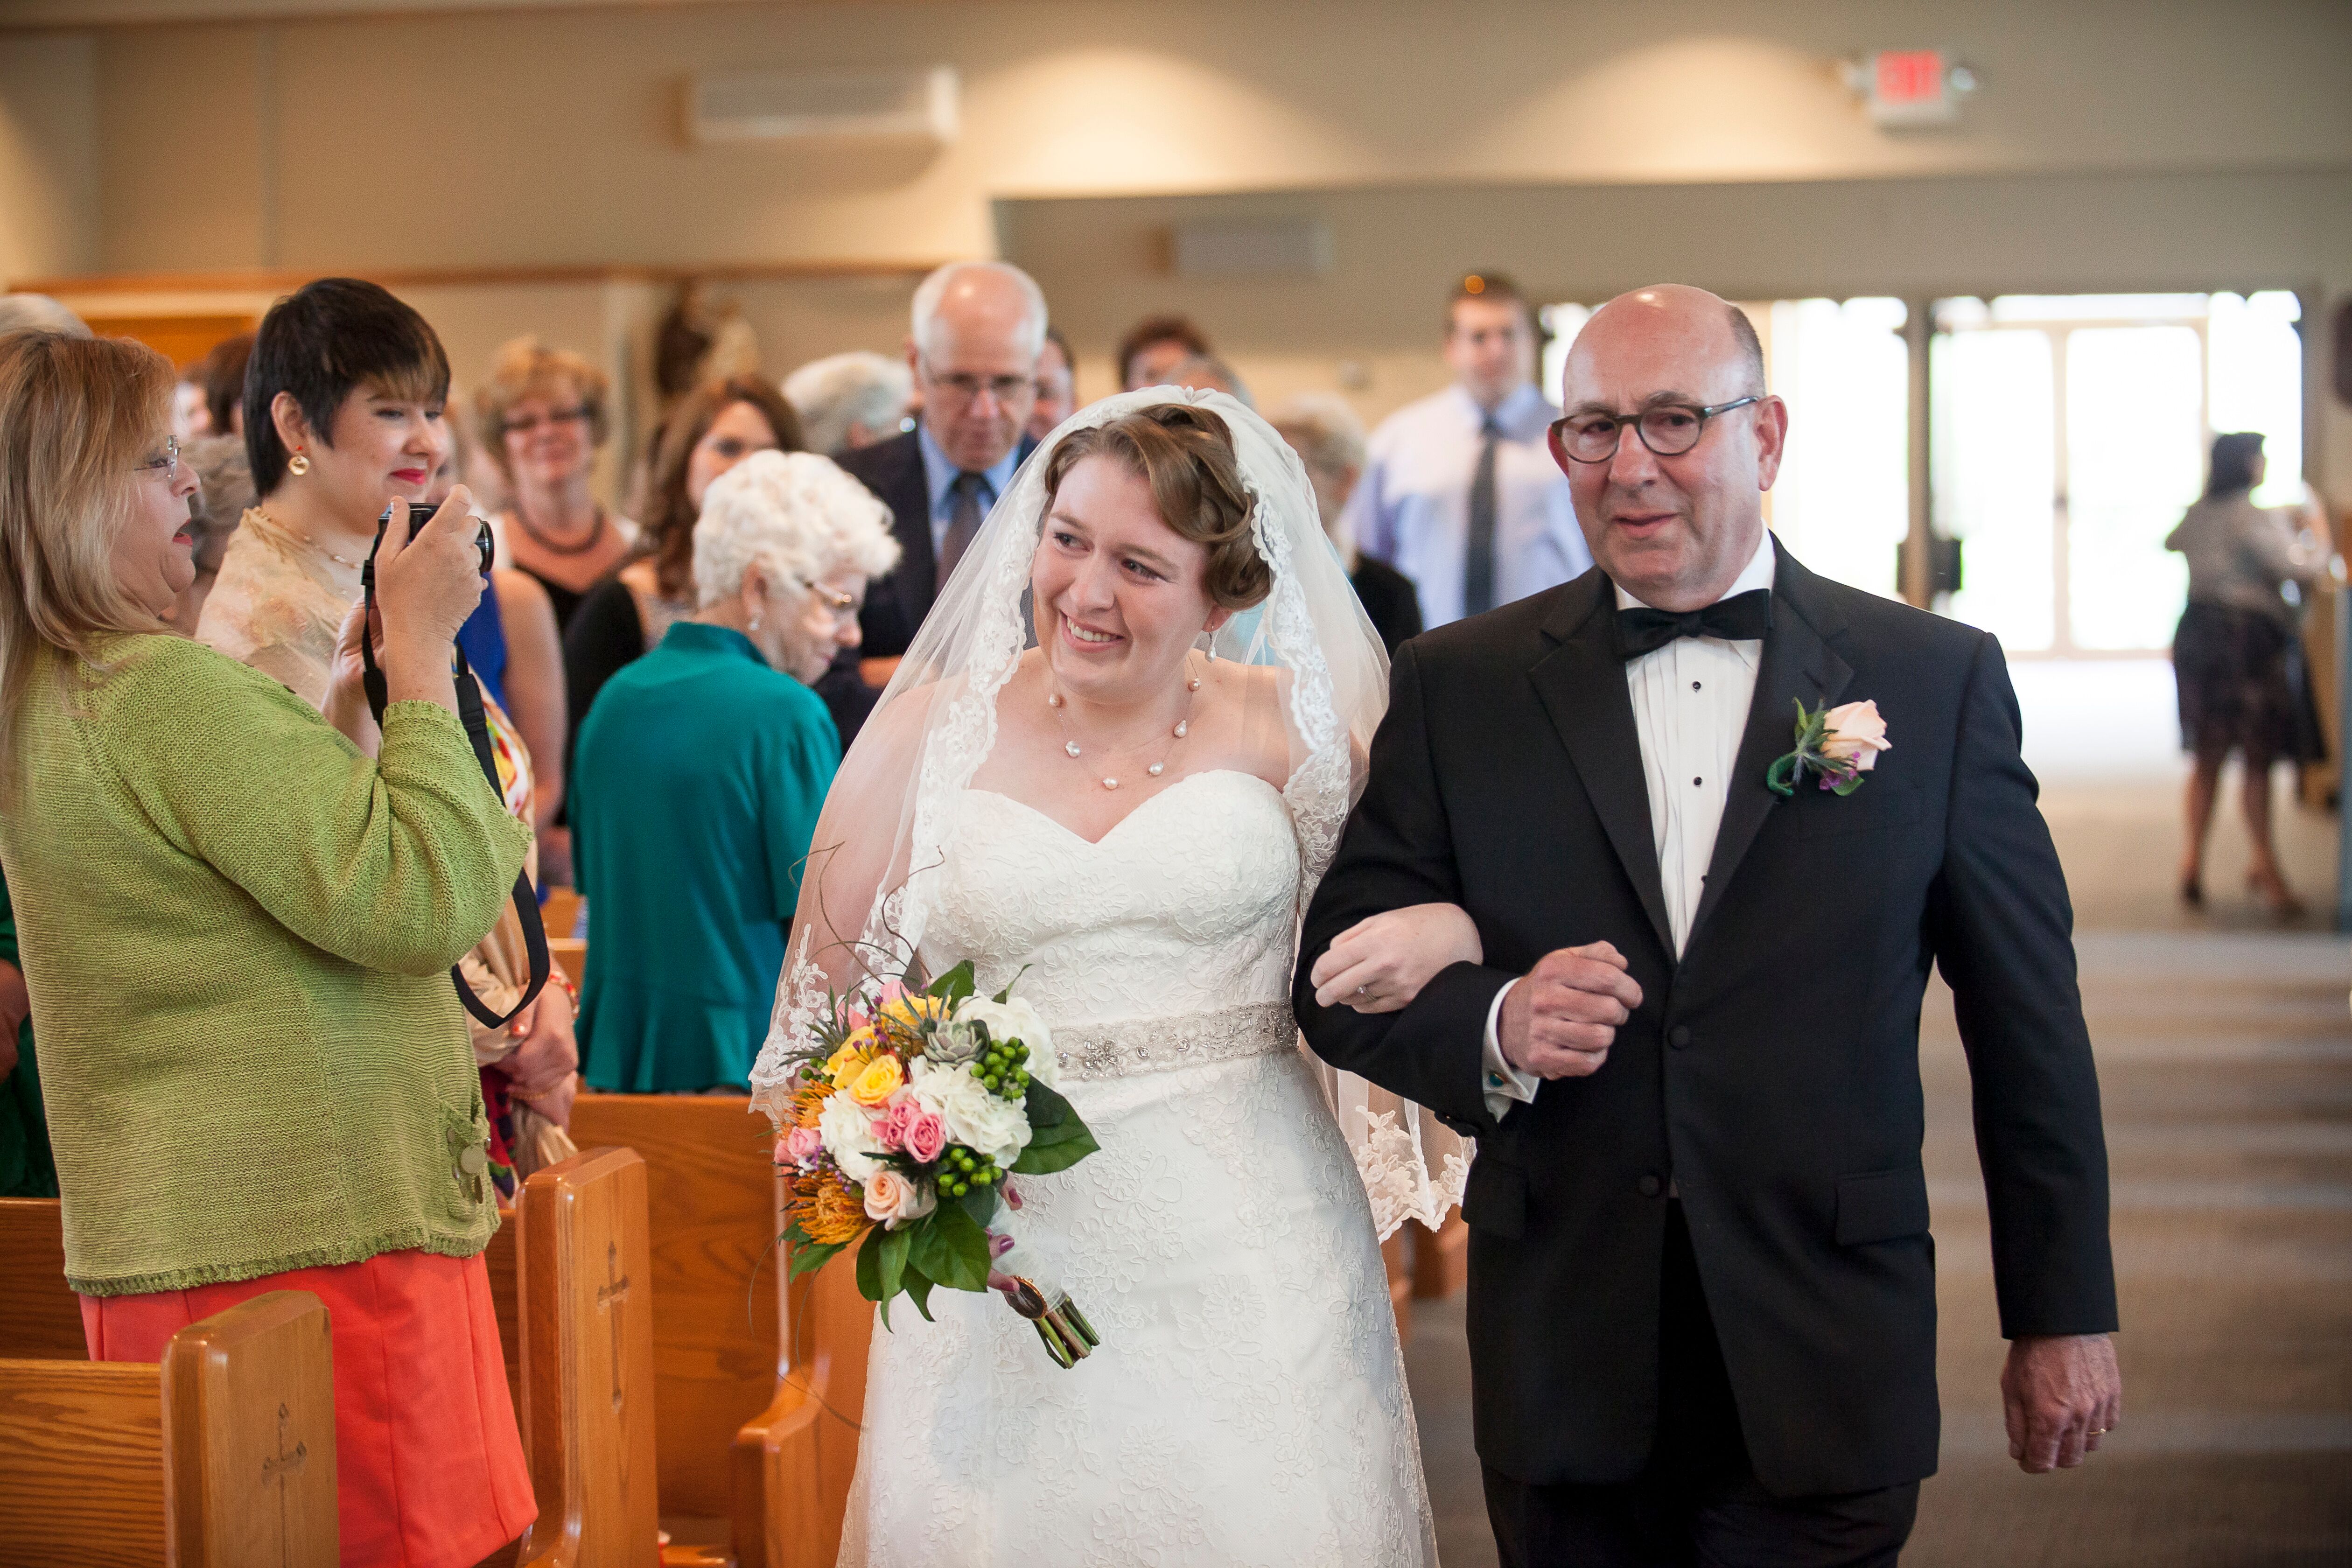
[509,1146,661,1568]
[565,1093,784,1544]
[730,1239,869,1568]
[0,1289,337,1566]
[0,1195,85,1360]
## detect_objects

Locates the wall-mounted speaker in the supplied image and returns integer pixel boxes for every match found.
[686,67,959,147]
[1169,218,1334,280]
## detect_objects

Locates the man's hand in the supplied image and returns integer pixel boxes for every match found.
[2002,1333,2121,1473]
[1497,942,1642,1079]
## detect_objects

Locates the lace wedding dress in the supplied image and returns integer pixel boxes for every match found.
[835,767,1437,1567]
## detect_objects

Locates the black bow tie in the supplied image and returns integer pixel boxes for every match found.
[1614,589,1773,660]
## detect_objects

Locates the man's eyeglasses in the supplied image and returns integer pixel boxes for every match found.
[501,405,594,436]
[1548,396,1763,467]
[921,362,1033,407]
[133,435,181,481]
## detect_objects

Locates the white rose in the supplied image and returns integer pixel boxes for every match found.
[908,1058,1033,1168]
[861,1168,937,1228]
[956,995,1059,1089]
[817,1091,886,1183]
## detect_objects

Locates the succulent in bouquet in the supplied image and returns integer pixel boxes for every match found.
[775,959,1103,1367]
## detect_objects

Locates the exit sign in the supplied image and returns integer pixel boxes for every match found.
[1846,49,1978,127]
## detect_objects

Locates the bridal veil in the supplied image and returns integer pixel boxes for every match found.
[751,385,1467,1237]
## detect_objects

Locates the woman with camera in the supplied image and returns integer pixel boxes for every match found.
[199,278,581,1182]
[0,328,537,1565]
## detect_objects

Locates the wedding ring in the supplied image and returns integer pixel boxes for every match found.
[2089,1427,2110,1436]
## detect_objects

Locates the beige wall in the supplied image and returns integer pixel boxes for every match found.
[8,0,2352,498]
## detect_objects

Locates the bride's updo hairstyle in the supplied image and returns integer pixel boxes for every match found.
[1040,403,1272,611]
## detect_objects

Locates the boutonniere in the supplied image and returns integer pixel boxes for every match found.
[1766,699,1891,798]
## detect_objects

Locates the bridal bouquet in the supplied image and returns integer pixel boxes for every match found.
[774,960,1104,1367]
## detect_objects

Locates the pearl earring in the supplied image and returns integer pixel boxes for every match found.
[287,452,311,476]
[749,613,763,632]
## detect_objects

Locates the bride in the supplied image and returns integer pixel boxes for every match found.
[754,389,1472,1566]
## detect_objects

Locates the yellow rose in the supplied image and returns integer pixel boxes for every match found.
[825,1027,878,1083]
[848,1053,906,1107]
[879,995,944,1039]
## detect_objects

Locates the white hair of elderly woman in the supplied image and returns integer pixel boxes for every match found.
[0,294,90,340]
[782,350,914,457]
[692,448,900,610]
[1272,392,1367,476]
[909,260,1048,364]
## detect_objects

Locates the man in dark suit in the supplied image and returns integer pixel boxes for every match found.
[1296,285,2120,1567]
[816,260,1046,746]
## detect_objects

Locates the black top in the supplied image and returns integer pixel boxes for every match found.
[522,567,591,634]
[1348,554,1423,656]
[562,576,649,757]
[1297,544,2115,1498]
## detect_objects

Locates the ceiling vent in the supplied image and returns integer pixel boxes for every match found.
[1170,218,1334,280]
[687,66,959,147]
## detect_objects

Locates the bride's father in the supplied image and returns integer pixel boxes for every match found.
[1297,285,2119,1568]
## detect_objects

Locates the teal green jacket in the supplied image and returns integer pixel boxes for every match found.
[572,622,838,1092]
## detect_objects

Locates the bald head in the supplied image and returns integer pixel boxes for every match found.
[909,260,1048,472]
[1556,284,1787,612]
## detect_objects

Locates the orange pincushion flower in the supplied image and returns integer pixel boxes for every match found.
[792,1170,871,1247]
[788,1079,830,1130]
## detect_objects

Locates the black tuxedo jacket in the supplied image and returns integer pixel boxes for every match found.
[835,427,1040,660]
[1295,540,2116,1498]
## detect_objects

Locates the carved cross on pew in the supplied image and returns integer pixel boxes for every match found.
[260,1401,308,1568]
[596,1239,630,1413]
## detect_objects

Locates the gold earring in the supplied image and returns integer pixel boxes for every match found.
[287,451,311,476]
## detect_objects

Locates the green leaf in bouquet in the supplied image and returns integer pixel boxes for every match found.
[1012,1079,1101,1175]
[910,1198,993,1292]
[876,1225,911,1326]
[927,960,977,1004]
[785,1236,847,1282]
[991,963,1033,1006]
[903,1269,937,1322]
[855,1224,885,1305]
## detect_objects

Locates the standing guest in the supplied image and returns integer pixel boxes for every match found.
[564,376,804,757]
[2169,431,2329,917]
[1029,322,1077,440]
[1275,392,1423,654]
[1346,272,1591,629]
[198,332,254,438]
[173,368,212,441]
[783,350,913,456]
[1117,311,1212,392]
[1164,351,1254,407]
[476,336,636,630]
[173,435,252,635]
[0,329,537,1566]
[572,451,896,1093]
[200,276,580,1164]
[0,294,88,340]
[826,260,1048,742]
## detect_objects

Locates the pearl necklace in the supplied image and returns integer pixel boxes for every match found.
[1049,659,1204,792]
[256,508,367,571]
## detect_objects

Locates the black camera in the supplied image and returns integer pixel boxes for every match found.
[370,499,496,585]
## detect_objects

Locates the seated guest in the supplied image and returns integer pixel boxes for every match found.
[476,336,636,629]
[564,375,804,754]
[0,329,535,1564]
[173,365,211,440]
[1116,311,1212,392]
[1029,322,1077,440]
[174,434,252,634]
[0,293,88,340]
[199,277,580,1177]
[783,350,913,456]
[198,331,253,437]
[1273,392,1423,654]
[572,450,897,1093]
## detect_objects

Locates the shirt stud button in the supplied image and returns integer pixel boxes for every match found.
[1669,1025,1692,1050]
[1692,681,1702,691]
[1693,777,1702,786]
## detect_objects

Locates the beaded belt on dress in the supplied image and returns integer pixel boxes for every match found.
[1056,1001,1298,1082]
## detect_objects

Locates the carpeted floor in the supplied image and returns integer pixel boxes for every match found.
[1402,662,2352,1566]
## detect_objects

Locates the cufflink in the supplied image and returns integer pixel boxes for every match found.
[1485,1072,1505,1089]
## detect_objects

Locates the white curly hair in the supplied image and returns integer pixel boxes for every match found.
[692,449,901,610]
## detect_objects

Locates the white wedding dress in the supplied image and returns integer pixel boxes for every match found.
[836,767,1438,1567]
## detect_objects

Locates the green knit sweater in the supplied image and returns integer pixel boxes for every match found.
[0,634,532,1295]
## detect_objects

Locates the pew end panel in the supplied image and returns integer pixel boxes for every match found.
[730,1245,870,1568]
[515,1146,662,1568]
[161,1289,339,1568]
[0,1196,85,1359]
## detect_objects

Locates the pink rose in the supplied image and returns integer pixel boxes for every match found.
[861,1167,938,1228]
[872,1098,915,1150]
[903,1108,948,1165]
[1818,700,1891,772]
[783,1126,824,1167]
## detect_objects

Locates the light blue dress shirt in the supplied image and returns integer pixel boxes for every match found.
[917,424,1024,562]
[1344,382,1592,628]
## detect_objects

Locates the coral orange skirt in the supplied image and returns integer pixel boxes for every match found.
[81,1246,534,1568]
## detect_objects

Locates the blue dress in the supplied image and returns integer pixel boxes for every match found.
[571,622,840,1091]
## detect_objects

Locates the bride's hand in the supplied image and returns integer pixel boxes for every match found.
[1310,903,1483,1014]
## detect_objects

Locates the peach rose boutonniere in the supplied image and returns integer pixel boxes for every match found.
[1767,699,1891,798]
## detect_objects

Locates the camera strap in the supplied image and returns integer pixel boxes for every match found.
[358,598,552,1033]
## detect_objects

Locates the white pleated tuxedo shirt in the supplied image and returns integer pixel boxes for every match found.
[1480,531,1778,1118]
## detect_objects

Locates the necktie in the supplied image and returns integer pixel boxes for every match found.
[939,471,987,587]
[1462,415,1502,618]
[1614,589,1774,660]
